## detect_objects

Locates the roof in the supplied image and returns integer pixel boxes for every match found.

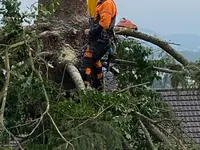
[156,88,200,145]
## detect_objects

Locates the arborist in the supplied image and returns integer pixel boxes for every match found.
[81,0,118,89]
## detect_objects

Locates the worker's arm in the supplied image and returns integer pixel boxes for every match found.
[98,1,112,30]
[89,23,103,38]
[89,1,113,37]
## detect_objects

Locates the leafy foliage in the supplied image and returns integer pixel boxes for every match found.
[0,0,26,44]
[38,0,60,22]
[0,0,199,150]
[116,39,165,88]
[20,89,174,150]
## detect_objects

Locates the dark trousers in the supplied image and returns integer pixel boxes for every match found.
[81,40,109,88]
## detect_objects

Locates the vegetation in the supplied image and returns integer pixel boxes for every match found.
[0,0,200,150]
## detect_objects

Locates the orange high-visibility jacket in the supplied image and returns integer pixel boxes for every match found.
[94,0,117,30]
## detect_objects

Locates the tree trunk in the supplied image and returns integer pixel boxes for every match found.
[38,0,89,48]
[37,0,89,91]
[38,0,89,29]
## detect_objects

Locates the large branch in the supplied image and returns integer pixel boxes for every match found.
[101,58,181,74]
[0,50,23,149]
[144,122,172,148]
[66,63,85,91]
[135,111,187,150]
[139,120,157,150]
[115,28,189,66]
[0,49,10,125]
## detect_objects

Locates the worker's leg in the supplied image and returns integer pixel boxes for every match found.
[80,45,93,87]
[81,40,108,88]
[94,60,103,80]
[90,41,108,90]
[93,60,103,89]
[91,40,109,62]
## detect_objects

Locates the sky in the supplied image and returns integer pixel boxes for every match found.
[20,0,200,36]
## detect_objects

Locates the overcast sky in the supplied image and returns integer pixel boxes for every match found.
[20,0,200,36]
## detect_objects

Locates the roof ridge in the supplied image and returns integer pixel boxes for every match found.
[155,88,200,92]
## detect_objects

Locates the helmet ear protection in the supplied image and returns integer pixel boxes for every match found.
[98,0,104,4]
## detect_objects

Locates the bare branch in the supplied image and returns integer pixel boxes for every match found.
[101,58,137,66]
[153,66,181,74]
[156,124,187,150]
[0,49,24,150]
[167,42,181,46]
[117,82,150,94]
[115,28,189,66]
[8,118,40,130]
[14,45,50,139]
[6,30,59,50]
[66,63,85,91]
[48,113,75,150]
[135,111,187,150]
[155,118,181,124]
[139,120,157,150]
[39,31,61,38]
[144,122,172,148]
[135,112,156,124]
[101,58,181,74]
[27,44,75,149]
[0,49,10,124]
[24,22,52,31]
[37,51,54,58]
[3,124,24,150]
[65,104,113,134]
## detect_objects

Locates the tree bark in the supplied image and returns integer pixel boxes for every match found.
[139,120,157,150]
[38,0,89,29]
[66,63,85,91]
[37,0,89,91]
[144,122,172,148]
[38,0,89,48]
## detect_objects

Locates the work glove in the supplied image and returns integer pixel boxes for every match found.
[108,40,117,60]
[109,52,117,60]
[107,47,117,60]
[89,17,94,26]
[88,23,103,41]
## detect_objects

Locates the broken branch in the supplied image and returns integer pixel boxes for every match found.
[115,28,189,66]
[0,49,23,150]
[0,49,10,124]
[48,113,75,150]
[117,82,149,94]
[66,63,85,91]
[136,111,187,150]
[101,58,137,66]
[139,120,157,150]
[101,58,181,74]
[156,124,187,150]
[144,122,172,148]
[26,44,75,149]
[153,66,180,74]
